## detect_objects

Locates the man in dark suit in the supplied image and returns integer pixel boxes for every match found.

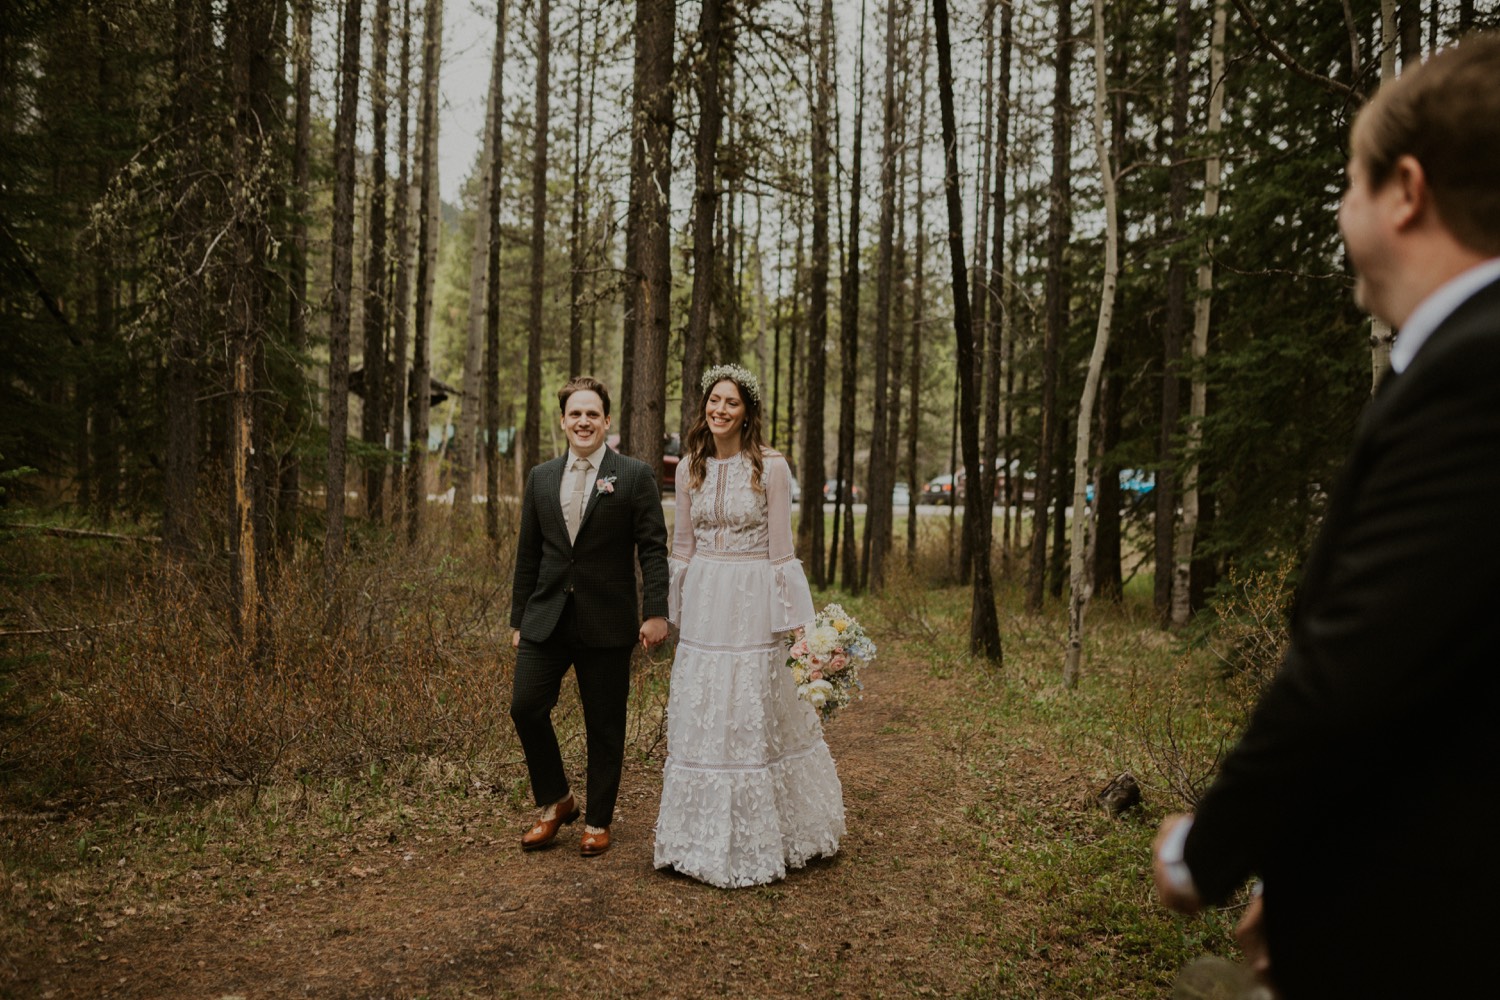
[1154,35,1500,997]
[509,376,669,858]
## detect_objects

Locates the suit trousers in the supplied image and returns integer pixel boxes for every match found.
[509,597,633,828]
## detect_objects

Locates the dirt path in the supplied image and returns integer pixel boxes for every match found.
[7,646,1086,1000]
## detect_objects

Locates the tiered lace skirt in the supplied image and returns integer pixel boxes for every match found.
[654,552,844,888]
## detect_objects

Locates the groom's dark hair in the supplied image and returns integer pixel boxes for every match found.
[558,376,611,416]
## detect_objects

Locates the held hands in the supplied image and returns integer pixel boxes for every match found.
[512,629,520,649]
[639,616,669,650]
[1236,892,1271,982]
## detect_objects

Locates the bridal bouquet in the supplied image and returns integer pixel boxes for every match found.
[786,604,875,722]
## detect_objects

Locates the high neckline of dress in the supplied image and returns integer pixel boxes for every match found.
[706,453,743,464]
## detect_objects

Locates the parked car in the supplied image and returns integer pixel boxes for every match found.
[606,433,680,491]
[892,481,912,507]
[922,474,958,505]
[823,478,863,504]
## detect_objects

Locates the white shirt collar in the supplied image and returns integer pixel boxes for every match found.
[1389,258,1500,373]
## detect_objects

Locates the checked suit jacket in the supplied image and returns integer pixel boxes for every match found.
[1182,275,1500,996]
[509,447,669,648]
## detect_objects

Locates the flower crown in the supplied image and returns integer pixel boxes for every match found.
[700,363,762,406]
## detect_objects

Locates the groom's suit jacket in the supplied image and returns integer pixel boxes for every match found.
[510,446,669,648]
[1184,276,1500,996]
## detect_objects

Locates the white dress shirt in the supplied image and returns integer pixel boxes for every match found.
[1389,257,1500,373]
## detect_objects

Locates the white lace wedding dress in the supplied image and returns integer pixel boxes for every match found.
[654,450,845,888]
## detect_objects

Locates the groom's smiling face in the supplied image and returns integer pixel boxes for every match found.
[561,389,610,458]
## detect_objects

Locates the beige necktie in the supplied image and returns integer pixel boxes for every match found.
[566,458,590,541]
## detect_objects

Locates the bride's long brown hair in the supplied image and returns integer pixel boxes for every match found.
[685,376,768,492]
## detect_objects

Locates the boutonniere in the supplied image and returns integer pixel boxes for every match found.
[595,475,617,496]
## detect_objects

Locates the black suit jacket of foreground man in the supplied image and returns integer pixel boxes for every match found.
[1183,275,1500,995]
[510,446,669,647]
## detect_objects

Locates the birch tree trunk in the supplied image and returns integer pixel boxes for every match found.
[1170,0,1225,628]
[407,0,441,539]
[1063,0,1120,689]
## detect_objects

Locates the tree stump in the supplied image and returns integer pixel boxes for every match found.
[1096,771,1141,816]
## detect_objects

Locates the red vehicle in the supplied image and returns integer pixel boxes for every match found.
[607,433,680,491]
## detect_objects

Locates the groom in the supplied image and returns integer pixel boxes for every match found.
[509,376,670,857]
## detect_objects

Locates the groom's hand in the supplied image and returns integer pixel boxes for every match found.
[512,629,520,648]
[640,617,668,649]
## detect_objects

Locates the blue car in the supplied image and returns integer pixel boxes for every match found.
[1086,469,1156,504]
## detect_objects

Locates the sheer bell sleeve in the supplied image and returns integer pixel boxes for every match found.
[766,454,816,634]
[667,457,695,626]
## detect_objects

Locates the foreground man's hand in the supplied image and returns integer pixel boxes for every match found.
[1153,813,1203,914]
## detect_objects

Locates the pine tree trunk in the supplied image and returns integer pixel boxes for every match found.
[1170,0,1225,628]
[484,0,509,541]
[408,0,441,539]
[624,0,675,479]
[798,0,833,586]
[388,0,414,524]
[934,0,1000,661]
[862,0,902,592]
[456,51,499,503]
[1063,0,1120,690]
[683,0,724,438]
[363,0,392,522]
[1368,1,1398,390]
[567,0,589,378]
[325,0,363,590]
[1027,0,1072,612]
[163,0,211,559]
[1156,0,1191,624]
[979,0,1012,583]
[836,0,867,593]
[906,2,929,568]
[523,0,551,475]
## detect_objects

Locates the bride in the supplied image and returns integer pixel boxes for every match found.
[654,363,845,888]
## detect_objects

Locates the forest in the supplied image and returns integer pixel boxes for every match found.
[3,0,1498,995]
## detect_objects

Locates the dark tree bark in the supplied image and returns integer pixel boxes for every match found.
[683,0,725,438]
[388,0,414,523]
[523,0,551,475]
[835,0,867,592]
[1027,0,1072,613]
[484,0,509,541]
[934,0,1000,660]
[407,0,440,539]
[1156,0,1191,623]
[906,0,929,567]
[362,0,391,522]
[567,0,589,378]
[325,0,362,590]
[798,0,834,586]
[624,0,675,480]
[279,0,313,545]
[861,0,901,592]
[162,0,211,558]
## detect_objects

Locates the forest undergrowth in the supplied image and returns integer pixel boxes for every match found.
[0,506,1285,997]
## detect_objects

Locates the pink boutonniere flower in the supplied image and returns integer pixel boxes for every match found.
[595,475,617,496]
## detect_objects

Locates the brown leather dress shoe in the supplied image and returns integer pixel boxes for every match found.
[520,794,579,851]
[579,826,611,857]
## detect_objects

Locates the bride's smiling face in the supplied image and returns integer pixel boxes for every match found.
[705,379,745,450]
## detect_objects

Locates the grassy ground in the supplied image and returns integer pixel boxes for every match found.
[0,511,1251,998]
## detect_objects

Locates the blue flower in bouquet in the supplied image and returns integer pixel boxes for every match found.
[785,604,874,722]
